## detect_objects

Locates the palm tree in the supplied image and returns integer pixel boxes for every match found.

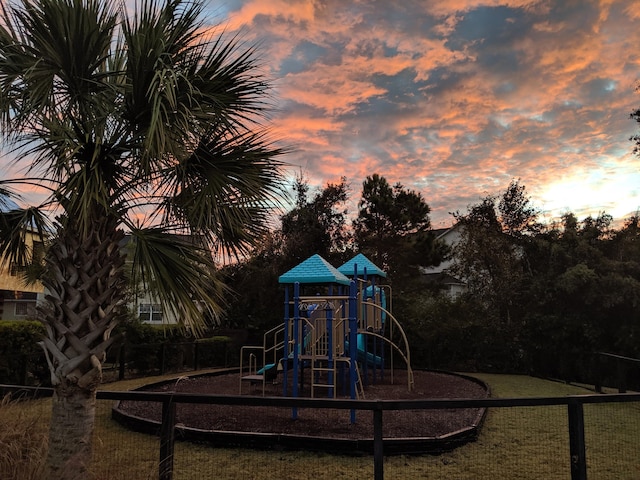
[0,0,286,477]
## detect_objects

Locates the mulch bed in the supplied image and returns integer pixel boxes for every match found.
[116,370,489,441]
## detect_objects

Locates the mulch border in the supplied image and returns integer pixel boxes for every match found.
[112,369,489,455]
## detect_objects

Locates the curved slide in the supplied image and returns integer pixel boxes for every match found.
[351,333,384,368]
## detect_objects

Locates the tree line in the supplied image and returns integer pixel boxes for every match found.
[223,176,640,383]
[440,180,640,380]
[220,173,442,331]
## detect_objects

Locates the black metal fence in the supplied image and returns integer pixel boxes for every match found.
[2,384,639,480]
[113,341,240,379]
[0,340,240,387]
[593,352,640,393]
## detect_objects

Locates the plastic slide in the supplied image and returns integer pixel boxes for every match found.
[349,333,384,368]
[256,363,278,381]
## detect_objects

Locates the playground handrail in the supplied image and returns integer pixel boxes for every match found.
[264,323,285,366]
[361,301,414,391]
[239,323,286,395]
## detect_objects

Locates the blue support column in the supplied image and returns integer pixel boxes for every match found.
[292,282,300,419]
[327,296,334,398]
[349,279,358,423]
[370,276,377,385]
[282,286,289,397]
[362,267,370,387]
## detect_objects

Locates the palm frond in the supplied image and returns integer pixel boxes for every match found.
[0,0,287,334]
[0,0,118,139]
[128,226,227,335]
[161,126,288,256]
[0,204,50,272]
[121,0,206,167]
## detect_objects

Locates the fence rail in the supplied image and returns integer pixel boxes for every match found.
[2,383,639,480]
[593,351,640,393]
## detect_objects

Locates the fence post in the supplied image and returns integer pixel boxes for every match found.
[568,402,587,480]
[160,343,166,375]
[592,353,601,393]
[617,360,627,393]
[373,403,384,480]
[159,399,176,480]
[118,344,126,381]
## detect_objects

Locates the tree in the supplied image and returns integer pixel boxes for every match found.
[353,173,441,281]
[280,175,352,267]
[0,0,285,477]
[451,180,539,323]
[498,179,541,237]
[630,86,640,154]
[221,176,353,331]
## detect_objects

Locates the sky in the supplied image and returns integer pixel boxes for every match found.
[205,0,640,228]
[2,0,640,229]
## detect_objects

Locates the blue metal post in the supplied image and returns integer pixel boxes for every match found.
[292,282,300,419]
[283,286,289,397]
[349,279,358,423]
[362,267,369,386]
[327,287,334,398]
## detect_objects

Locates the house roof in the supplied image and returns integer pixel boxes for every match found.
[278,254,351,285]
[337,253,387,278]
[421,271,466,286]
[432,223,460,240]
[0,197,20,212]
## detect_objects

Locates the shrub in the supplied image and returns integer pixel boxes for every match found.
[195,336,234,368]
[0,321,48,386]
[115,321,196,374]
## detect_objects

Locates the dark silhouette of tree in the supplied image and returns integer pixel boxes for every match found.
[498,179,541,237]
[353,173,443,282]
[280,175,353,268]
[451,180,538,324]
[222,177,353,330]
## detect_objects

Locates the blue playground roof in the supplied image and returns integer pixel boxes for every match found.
[278,254,351,285]
[337,253,387,278]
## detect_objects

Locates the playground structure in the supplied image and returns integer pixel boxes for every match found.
[239,254,414,411]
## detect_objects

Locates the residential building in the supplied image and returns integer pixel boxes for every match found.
[0,199,45,320]
[420,224,466,298]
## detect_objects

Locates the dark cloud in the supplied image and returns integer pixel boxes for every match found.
[279,40,330,74]
[217,0,640,225]
[449,5,532,49]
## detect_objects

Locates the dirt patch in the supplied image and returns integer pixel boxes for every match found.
[117,370,488,440]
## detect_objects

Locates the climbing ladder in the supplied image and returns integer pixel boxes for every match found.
[304,308,366,399]
[310,356,365,399]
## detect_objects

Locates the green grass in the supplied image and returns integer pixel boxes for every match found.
[1,372,638,479]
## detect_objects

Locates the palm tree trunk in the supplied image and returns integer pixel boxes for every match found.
[39,214,128,479]
[46,380,96,479]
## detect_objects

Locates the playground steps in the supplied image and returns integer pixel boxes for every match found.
[310,355,334,398]
[355,361,364,399]
[309,357,365,400]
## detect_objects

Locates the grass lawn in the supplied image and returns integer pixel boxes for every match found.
[2,371,638,480]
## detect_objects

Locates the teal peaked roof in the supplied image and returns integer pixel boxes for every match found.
[278,254,351,285]
[337,253,387,278]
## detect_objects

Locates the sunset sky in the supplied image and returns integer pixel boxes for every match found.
[211,0,640,227]
[2,0,640,229]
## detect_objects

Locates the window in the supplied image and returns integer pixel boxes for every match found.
[10,265,26,277]
[15,302,29,316]
[139,303,163,323]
